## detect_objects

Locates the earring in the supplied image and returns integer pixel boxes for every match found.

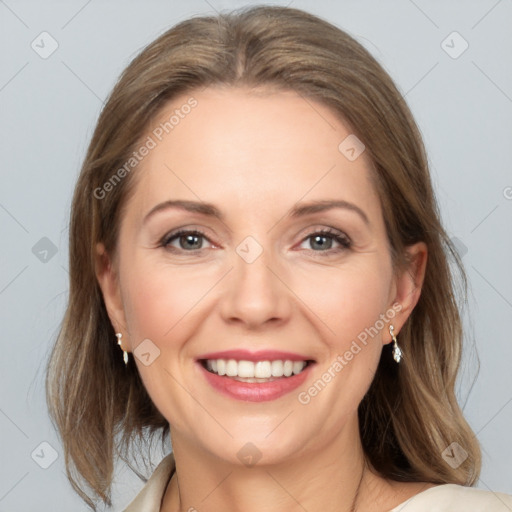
[389,325,402,363]
[116,333,129,366]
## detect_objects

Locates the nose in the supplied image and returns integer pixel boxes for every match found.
[219,247,292,329]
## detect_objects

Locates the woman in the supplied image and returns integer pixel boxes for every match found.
[46,6,512,512]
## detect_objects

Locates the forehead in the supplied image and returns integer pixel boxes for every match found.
[125,86,380,224]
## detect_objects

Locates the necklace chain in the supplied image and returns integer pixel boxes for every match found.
[350,461,366,512]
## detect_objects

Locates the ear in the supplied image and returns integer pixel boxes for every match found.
[385,241,428,342]
[95,242,129,346]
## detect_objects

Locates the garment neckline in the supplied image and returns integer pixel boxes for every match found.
[386,483,459,511]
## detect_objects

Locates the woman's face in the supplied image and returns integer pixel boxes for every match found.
[98,87,424,466]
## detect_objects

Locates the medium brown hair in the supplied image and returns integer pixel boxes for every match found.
[46,5,481,509]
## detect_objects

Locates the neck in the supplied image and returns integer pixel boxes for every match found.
[162,416,377,512]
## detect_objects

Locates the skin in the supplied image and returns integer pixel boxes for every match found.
[96,87,433,512]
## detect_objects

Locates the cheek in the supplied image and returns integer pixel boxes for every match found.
[293,259,392,348]
[119,260,220,428]
[121,257,221,348]
[288,261,393,433]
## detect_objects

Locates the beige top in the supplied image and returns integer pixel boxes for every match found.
[124,453,512,512]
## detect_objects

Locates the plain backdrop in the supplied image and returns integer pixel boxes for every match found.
[1,0,511,510]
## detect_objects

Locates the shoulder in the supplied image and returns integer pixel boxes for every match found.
[390,483,512,512]
[124,453,175,512]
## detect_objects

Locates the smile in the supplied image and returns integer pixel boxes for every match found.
[197,356,315,402]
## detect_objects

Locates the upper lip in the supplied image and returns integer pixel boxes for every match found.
[197,349,315,362]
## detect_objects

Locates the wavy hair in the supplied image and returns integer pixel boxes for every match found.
[46,5,481,509]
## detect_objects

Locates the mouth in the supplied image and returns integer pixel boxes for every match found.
[196,354,316,402]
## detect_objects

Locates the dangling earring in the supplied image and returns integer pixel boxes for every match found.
[389,325,402,363]
[116,332,129,366]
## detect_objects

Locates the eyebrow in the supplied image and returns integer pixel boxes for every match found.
[289,199,369,225]
[143,199,369,226]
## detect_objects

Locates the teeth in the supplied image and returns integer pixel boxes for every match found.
[204,359,308,378]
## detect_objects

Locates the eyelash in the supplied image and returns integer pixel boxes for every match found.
[159,228,352,255]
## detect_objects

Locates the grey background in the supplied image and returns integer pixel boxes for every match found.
[1,0,511,510]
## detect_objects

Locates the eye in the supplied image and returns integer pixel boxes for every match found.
[160,229,212,252]
[299,229,351,253]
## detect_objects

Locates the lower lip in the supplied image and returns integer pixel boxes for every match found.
[197,361,314,402]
